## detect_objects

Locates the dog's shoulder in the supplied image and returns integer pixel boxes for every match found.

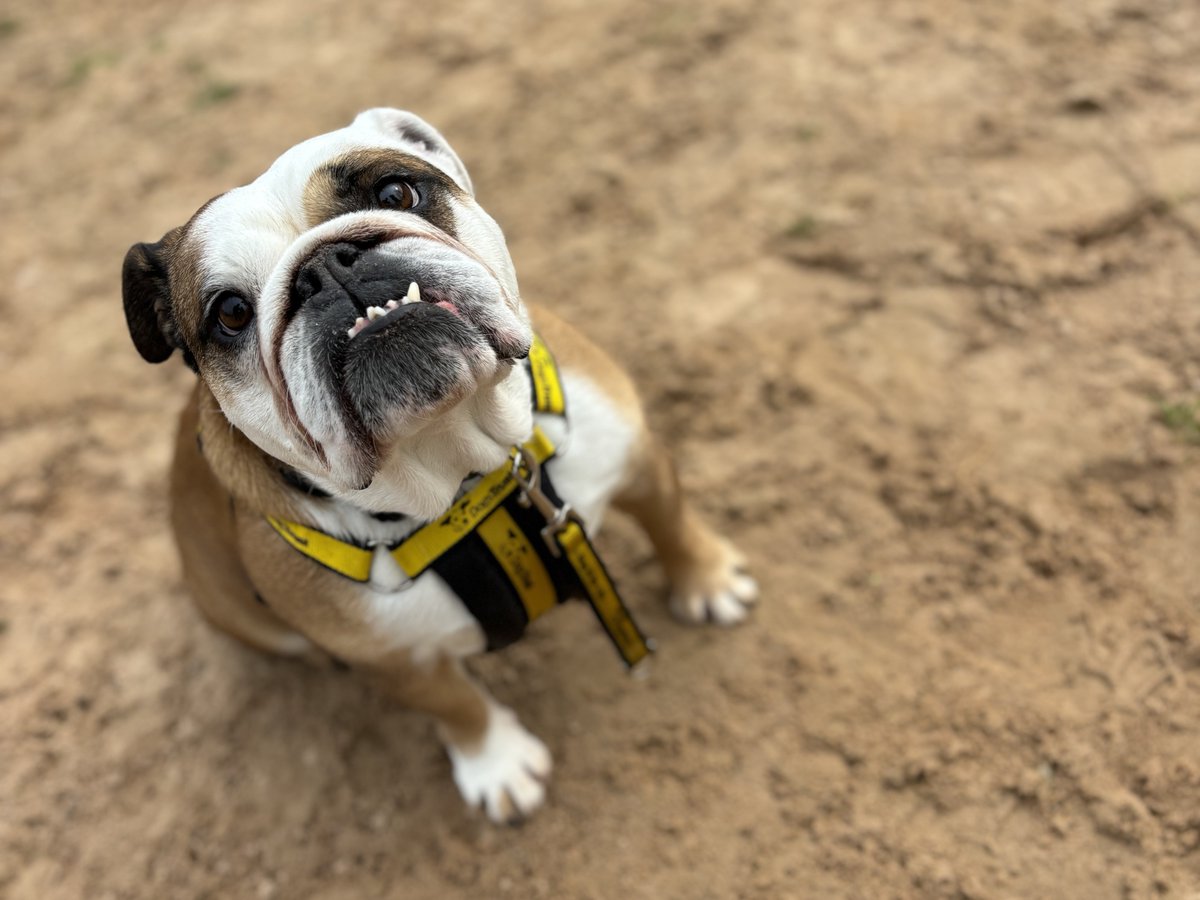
[528,304,644,428]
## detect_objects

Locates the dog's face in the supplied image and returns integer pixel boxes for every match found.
[123,109,532,497]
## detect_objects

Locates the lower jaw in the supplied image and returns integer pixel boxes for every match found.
[344,363,482,449]
[351,411,518,516]
[311,357,527,504]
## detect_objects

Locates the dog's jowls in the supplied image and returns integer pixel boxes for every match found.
[121,108,759,822]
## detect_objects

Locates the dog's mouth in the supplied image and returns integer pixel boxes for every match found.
[345,279,465,340]
[275,233,528,364]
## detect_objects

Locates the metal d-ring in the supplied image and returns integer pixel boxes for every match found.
[510,445,541,505]
[509,445,581,557]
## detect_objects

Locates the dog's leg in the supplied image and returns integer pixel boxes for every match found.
[615,435,759,624]
[364,651,551,823]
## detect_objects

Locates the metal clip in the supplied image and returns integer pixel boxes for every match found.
[510,445,582,557]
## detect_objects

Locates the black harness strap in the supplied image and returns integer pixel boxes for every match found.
[430,533,530,650]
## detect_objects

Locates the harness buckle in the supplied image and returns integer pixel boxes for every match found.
[510,444,582,558]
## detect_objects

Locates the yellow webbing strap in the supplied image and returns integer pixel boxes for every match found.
[476,506,558,621]
[555,520,652,669]
[266,427,556,583]
[389,427,556,577]
[528,332,565,416]
[265,516,374,582]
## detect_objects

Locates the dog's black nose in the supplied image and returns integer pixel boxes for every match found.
[293,242,365,303]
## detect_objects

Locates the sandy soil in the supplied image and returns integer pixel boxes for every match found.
[4,0,1200,897]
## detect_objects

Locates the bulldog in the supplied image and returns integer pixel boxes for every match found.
[121,108,758,822]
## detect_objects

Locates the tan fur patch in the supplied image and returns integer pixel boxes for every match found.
[167,233,207,341]
[193,381,307,520]
[300,148,468,232]
[363,653,491,750]
[302,166,343,231]
[171,384,317,659]
[164,193,228,346]
[528,304,646,425]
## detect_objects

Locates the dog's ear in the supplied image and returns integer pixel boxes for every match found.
[121,235,180,364]
[353,108,474,196]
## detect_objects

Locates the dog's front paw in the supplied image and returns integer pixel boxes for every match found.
[669,538,759,626]
[447,705,552,823]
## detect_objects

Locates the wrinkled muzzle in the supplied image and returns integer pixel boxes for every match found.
[265,227,532,490]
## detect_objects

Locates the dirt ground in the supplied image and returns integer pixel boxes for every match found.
[4,0,1200,897]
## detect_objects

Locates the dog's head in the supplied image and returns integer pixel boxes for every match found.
[123,109,534,512]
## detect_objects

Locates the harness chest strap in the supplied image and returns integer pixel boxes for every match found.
[265,426,556,582]
[554,520,652,668]
[263,333,652,670]
[526,332,565,416]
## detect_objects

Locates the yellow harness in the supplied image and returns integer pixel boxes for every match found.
[265,334,652,670]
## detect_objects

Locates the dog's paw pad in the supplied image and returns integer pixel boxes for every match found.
[669,542,759,627]
[448,706,551,824]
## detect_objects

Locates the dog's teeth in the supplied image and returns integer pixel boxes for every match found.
[405,281,421,304]
[366,306,385,321]
[385,299,399,310]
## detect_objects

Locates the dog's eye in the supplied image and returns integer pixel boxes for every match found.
[216,293,254,336]
[377,178,420,210]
